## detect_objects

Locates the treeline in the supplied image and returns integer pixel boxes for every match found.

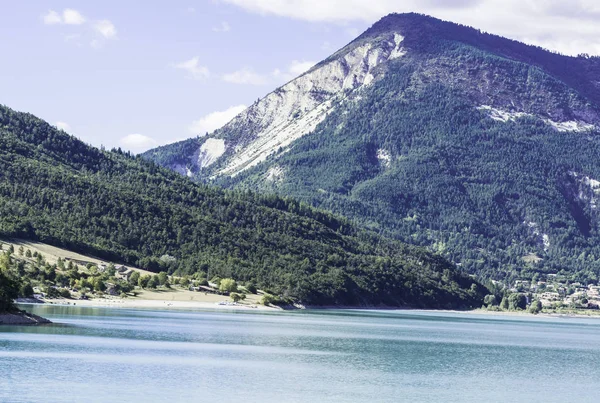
[0,104,485,308]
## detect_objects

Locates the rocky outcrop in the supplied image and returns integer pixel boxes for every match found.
[0,310,51,325]
[184,30,407,177]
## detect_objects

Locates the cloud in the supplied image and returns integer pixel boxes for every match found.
[218,0,420,22]
[173,57,210,80]
[219,0,600,55]
[43,8,86,25]
[272,60,316,83]
[213,21,231,32]
[288,60,316,76]
[42,10,62,25]
[54,122,71,132]
[189,105,247,135]
[93,20,117,39]
[119,134,159,153]
[223,60,316,86]
[42,9,117,48]
[63,8,86,25]
[222,68,268,85]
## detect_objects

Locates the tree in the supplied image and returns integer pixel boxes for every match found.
[529,300,542,314]
[261,294,276,306]
[138,274,150,288]
[18,246,24,256]
[0,271,19,311]
[59,288,72,299]
[245,282,257,294]
[500,296,509,310]
[158,272,168,286]
[147,275,159,289]
[211,276,222,287]
[93,278,106,292]
[483,294,498,307]
[129,271,140,286]
[219,278,237,294]
[508,293,527,310]
[230,292,242,302]
[19,283,34,298]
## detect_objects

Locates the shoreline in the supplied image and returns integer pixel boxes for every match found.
[17,297,276,312]
[0,310,52,325]
[16,298,600,319]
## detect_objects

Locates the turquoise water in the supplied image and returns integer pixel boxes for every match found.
[1,306,599,403]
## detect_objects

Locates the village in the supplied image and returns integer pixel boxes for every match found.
[511,276,600,310]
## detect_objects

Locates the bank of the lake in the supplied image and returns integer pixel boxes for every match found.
[0,310,51,325]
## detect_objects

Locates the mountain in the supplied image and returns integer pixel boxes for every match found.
[144,13,600,285]
[0,103,484,308]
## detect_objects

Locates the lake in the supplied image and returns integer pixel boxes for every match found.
[1,306,599,402]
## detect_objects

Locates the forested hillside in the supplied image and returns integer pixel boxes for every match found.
[0,104,485,308]
[227,78,600,285]
[144,13,600,287]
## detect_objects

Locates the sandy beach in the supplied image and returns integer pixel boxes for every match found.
[24,288,277,312]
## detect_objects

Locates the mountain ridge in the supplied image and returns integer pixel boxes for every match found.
[143,13,600,285]
[144,12,600,179]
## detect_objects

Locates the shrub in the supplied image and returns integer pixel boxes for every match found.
[245,282,257,294]
[58,288,71,299]
[529,300,542,314]
[19,283,34,298]
[219,278,238,294]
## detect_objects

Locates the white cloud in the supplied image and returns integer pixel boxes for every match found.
[222,68,268,85]
[43,9,86,25]
[173,57,210,80]
[93,20,117,39]
[223,61,316,86]
[63,8,86,25]
[288,60,316,75]
[119,134,159,153]
[272,60,317,83]
[42,9,117,48]
[220,0,600,55]
[189,105,247,135]
[54,122,71,132]
[213,21,231,32]
[42,10,62,25]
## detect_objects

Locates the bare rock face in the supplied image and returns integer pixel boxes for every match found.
[203,31,407,177]
[144,13,600,181]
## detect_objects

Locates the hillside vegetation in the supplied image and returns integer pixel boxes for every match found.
[0,104,484,308]
[171,14,600,286]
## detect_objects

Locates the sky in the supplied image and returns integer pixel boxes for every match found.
[2,0,600,153]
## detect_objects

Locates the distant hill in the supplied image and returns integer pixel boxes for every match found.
[0,103,484,308]
[144,13,600,285]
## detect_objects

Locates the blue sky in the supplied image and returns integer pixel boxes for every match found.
[2,0,600,152]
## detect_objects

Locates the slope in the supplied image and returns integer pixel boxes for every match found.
[144,13,600,285]
[0,104,484,308]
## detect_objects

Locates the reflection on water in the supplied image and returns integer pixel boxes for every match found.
[1,305,599,403]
